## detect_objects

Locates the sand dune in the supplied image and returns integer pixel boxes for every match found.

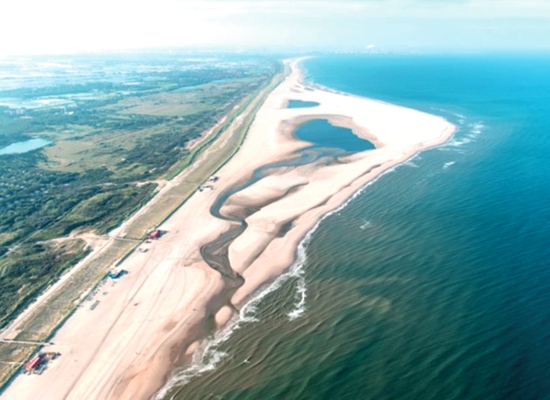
[3,58,454,400]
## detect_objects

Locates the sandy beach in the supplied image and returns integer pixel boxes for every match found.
[2,58,454,400]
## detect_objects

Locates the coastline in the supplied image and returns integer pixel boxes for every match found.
[2,58,455,400]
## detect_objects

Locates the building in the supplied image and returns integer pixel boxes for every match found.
[24,356,42,373]
[148,230,162,240]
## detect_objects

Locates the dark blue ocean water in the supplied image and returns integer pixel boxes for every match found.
[167,54,550,400]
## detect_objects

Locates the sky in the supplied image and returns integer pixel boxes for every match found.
[1,0,550,55]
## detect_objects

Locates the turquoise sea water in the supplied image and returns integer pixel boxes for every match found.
[164,54,550,400]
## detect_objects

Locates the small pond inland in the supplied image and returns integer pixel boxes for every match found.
[0,138,51,155]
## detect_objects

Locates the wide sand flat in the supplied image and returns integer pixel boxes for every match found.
[3,59,454,400]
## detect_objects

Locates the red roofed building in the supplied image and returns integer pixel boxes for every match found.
[25,356,42,372]
[148,230,162,240]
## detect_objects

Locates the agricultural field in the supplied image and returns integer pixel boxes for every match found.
[0,52,280,331]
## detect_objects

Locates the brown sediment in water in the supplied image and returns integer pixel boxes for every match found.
[2,58,455,400]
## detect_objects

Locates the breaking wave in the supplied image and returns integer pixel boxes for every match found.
[443,161,456,169]
[439,120,484,151]
[360,220,372,230]
[288,272,307,320]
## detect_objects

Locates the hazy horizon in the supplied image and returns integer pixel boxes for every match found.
[1,0,550,56]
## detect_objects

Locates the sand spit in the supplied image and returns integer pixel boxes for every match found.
[2,59,454,400]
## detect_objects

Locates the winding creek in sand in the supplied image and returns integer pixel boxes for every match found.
[199,117,379,321]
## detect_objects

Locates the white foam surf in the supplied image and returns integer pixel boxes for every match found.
[443,161,456,169]
[471,123,484,135]
[288,272,307,320]
[360,220,372,230]
[438,120,483,152]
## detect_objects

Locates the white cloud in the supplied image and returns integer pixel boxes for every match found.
[0,0,228,55]
[0,0,549,55]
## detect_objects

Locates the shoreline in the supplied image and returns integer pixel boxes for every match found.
[2,58,455,400]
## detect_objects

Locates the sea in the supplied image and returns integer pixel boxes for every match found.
[159,53,550,400]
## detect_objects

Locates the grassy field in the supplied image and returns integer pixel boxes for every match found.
[114,78,259,117]
[0,239,89,329]
[41,79,262,176]
[0,342,35,389]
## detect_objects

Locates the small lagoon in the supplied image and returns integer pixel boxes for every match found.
[0,138,50,155]
[287,100,320,108]
[293,119,375,152]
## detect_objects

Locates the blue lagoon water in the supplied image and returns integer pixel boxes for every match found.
[166,54,550,400]
[287,99,320,108]
[294,119,375,152]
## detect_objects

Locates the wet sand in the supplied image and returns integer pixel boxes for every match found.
[2,58,454,400]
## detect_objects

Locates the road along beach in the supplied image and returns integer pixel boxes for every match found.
[2,58,454,400]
